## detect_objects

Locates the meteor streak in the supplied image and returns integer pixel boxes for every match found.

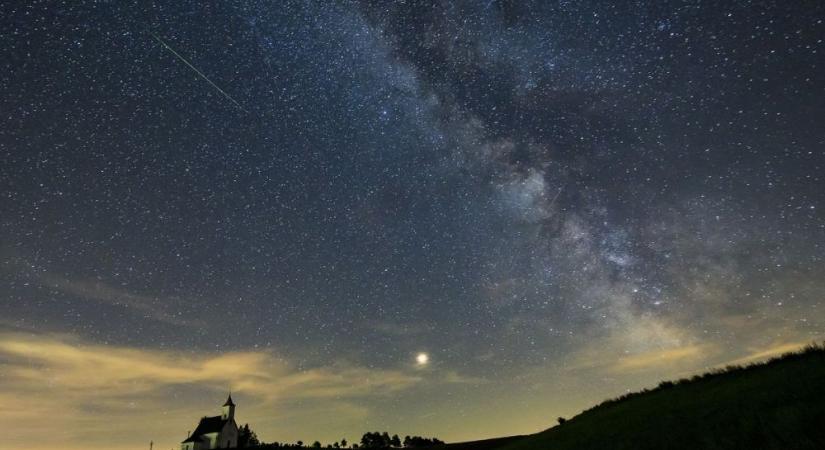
[148,30,248,113]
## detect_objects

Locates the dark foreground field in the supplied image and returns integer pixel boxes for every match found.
[447,345,825,450]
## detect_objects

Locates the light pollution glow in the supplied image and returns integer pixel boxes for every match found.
[0,330,818,450]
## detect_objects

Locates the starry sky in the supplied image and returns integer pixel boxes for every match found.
[1,1,824,449]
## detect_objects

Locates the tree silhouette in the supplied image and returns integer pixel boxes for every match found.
[361,432,382,448]
[238,423,261,448]
[356,432,443,449]
[360,433,372,448]
[404,436,444,447]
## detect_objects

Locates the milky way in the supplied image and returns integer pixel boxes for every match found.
[1,2,824,449]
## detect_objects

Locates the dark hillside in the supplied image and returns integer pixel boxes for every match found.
[496,345,825,450]
[444,436,526,450]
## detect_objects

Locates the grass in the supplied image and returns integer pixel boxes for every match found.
[453,344,825,450]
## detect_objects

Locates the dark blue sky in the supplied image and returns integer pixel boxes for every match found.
[1,1,824,447]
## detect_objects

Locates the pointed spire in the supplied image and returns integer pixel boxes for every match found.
[223,393,235,406]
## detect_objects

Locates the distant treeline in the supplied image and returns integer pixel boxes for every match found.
[246,431,443,449]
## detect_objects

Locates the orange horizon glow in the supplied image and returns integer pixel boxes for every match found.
[1,330,819,450]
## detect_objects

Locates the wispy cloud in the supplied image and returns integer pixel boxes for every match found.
[0,332,423,450]
[366,320,434,337]
[0,332,422,401]
[38,273,199,327]
[562,315,713,376]
[609,345,706,373]
[720,341,813,368]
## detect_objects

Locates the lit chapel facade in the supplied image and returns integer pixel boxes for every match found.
[181,395,239,450]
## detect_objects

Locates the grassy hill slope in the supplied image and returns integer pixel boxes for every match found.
[491,345,825,450]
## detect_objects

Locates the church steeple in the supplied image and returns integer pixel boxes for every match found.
[221,393,235,420]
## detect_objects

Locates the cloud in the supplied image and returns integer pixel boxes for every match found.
[609,345,706,373]
[720,342,814,368]
[38,273,199,327]
[560,314,712,376]
[366,320,434,337]
[0,332,423,450]
[440,370,488,385]
[0,332,421,400]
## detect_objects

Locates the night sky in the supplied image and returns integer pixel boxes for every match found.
[2,1,824,449]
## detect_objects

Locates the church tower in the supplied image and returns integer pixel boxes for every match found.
[221,394,235,420]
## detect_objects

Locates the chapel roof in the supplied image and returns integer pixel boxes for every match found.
[182,416,228,443]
